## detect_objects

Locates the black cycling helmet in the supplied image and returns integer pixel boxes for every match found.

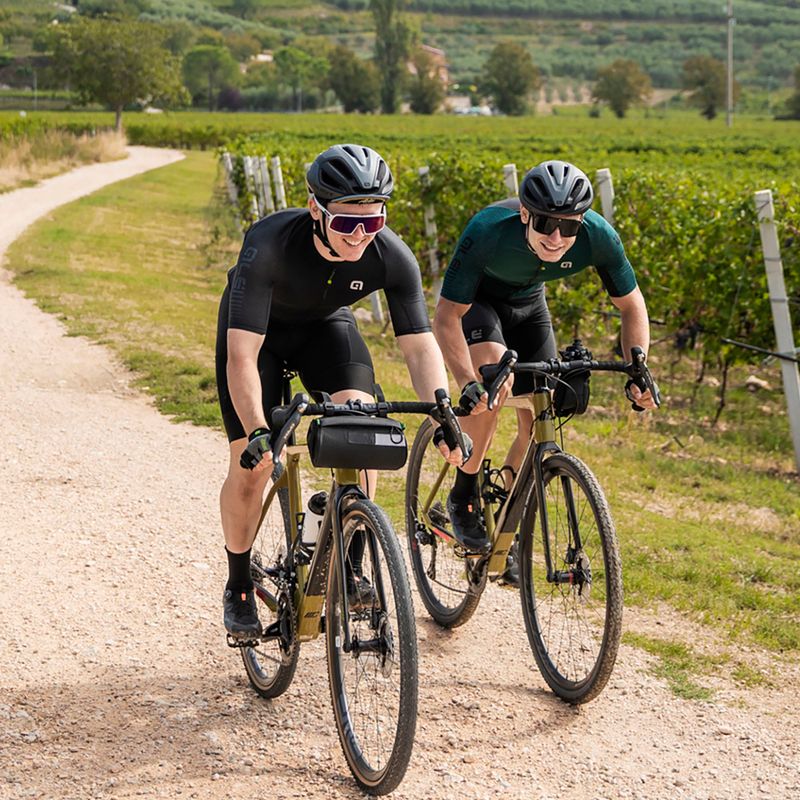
[306,144,393,204]
[520,160,594,215]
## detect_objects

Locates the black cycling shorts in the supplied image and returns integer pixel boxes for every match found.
[216,304,375,442]
[461,288,557,396]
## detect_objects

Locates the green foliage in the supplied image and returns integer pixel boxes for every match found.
[273,46,328,112]
[77,0,153,17]
[49,16,186,130]
[408,46,445,114]
[326,44,380,113]
[182,44,240,110]
[682,55,738,121]
[480,40,540,115]
[593,58,652,118]
[371,0,412,113]
[783,65,800,120]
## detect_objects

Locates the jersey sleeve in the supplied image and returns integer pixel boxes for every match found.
[589,213,638,298]
[227,225,275,335]
[382,236,432,337]
[440,212,493,305]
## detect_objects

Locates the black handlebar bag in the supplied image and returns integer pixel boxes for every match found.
[307,416,407,470]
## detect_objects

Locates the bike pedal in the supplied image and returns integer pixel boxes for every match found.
[226,633,260,649]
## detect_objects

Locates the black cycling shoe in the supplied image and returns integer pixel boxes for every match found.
[446,491,491,553]
[498,539,520,588]
[223,588,262,638]
[345,572,377,612]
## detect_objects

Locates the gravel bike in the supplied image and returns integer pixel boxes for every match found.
[235,380,467,794]
[406,341,660,704]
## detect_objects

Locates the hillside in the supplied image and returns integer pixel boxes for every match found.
[0,0,797,92]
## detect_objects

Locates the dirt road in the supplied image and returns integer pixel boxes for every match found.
[1,150,798,800]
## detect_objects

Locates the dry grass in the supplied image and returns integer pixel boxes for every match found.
[0,129,128,193]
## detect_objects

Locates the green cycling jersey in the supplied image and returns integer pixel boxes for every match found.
[440,203,637,306]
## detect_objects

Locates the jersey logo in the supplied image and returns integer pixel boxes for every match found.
[240,246,257,263]
[350,280,364,291]
[560,261,573,269]
[468,328,484,342]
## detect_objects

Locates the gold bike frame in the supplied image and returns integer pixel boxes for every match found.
[257,452,363,642]
[420,388,555,577]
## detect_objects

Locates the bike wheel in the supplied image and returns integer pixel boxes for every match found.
[326,499,418,795]
[519,452,622,704]
[405,418,485,628]
[241,463,300,699]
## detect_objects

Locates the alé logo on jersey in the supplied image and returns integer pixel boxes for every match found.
[350,280,364,291]
[560,261,573,270]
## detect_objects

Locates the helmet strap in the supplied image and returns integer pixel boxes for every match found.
[522,215,539,257]
[311,205,340,258]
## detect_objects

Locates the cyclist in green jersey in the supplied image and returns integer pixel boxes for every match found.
[433,160,658,582]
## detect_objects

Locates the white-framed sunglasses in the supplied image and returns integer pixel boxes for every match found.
[313,196,387,235]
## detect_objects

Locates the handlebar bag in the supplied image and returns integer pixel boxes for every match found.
[307,416,407,470]
[552,370,591,416]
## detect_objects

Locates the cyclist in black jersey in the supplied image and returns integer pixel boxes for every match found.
[433,160,659,581]
[217,144,464,638]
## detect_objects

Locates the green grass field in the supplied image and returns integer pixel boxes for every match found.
[4,147,798,693]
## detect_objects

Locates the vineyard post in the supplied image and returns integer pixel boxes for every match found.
[755,189,800,471]
[220,151,239,207]
[270,156,287,210]
[250,155,266,217]
[418,165,442,298]
[595,168,615,225]
[241,156,260,221]
[502,163,518,197]
[258,156,275,214]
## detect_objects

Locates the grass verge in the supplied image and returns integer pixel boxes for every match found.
[0,128,128,193]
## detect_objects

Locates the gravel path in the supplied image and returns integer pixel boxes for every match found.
[0,148,798,800]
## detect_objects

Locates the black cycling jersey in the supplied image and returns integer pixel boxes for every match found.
[225,208,431,337]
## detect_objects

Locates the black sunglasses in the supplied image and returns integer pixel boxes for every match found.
[530,214,583,237]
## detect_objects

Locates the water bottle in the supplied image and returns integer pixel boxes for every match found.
[302,491,328,549]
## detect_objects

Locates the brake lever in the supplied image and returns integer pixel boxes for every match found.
[626,347,661,411]
[485,349,518,411]
[271,393,309,464]
[434,388,473,463]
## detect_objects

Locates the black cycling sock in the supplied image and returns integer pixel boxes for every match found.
[225,547,253,593]
[347,530,367,577]
[451,468,479,501]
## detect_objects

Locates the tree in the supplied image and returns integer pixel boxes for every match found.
[408,46,445,114]
[274,46,328,112]
[480,41,541,116]
[327,45,380,113]
[682,55,739,120]
[371,0,412,114]
[50,17,185,131]
[76,0,152,17]
[592,58,652,118]
[182,45,240,111]
[783,65,800,119]
[224,32,262,63]
[230,0,262,19]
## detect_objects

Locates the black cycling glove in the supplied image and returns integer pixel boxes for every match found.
[432,425,473,464]
[624,378,661,412]
[458,380,486,413]
[240,427,272,470]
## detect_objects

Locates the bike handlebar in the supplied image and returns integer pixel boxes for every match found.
[479,341,661,413]
[268,391,470,467]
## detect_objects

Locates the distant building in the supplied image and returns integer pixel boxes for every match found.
[407,44,449,88]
